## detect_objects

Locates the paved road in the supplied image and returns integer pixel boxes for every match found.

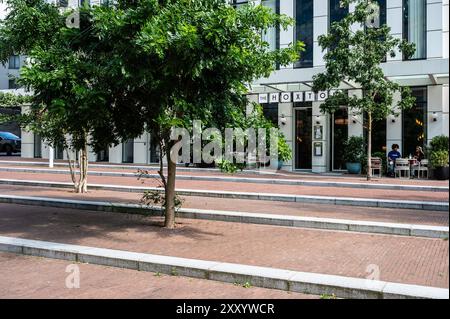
[0,203,448,288]
[0,253,316,299]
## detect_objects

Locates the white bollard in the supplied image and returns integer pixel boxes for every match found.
[49,146,54,168]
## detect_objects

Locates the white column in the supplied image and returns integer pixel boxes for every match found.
[134,134,148,164]
[280,0,295,69]
[20,106,34,158]
[443,0,449,58]
[428,84,449,142]
[386,0,403,62]
[313,0,328,67]
[427,0,444,59]
[279,102,293,171]
[108,144,122,164]
[311,101,329,173]
[348,89,364,138]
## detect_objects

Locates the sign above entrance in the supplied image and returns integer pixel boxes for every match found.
[258,91,331,104]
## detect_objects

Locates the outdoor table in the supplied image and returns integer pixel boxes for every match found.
[408,158,418,179]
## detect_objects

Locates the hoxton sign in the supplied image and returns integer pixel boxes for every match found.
[258,91,333,104]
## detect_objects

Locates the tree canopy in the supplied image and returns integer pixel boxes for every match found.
[312,0,416,180]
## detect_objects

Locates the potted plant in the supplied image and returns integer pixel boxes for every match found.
[430,150,449,180]
[342,136,366,174]
[429,135,449,180]
[271,137,292,170]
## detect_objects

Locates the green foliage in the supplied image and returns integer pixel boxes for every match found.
[430,150,449,168]
[312,0,415,179]
[430,135,449,152]
[217,159,239,174]
[342,136,366,163]
[0,92,31,108]
[278,137,292,162]
[313,0,415,120]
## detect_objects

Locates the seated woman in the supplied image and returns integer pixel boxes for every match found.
[414,146,425,162]
[387,144,401,177]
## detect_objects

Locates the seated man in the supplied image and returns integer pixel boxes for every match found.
[387,144,402,177]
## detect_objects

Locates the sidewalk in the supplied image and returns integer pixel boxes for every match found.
[1,157,448,186]
[0,185,447,226]
[0,170,447,202]
[0,203,447,288]
[0,252,315,299]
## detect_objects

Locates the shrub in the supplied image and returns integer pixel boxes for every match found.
[342,136,366,163]
[430,150,449,168]
[430,135,449,152]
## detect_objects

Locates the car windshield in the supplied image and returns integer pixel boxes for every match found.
[0,132,20,140]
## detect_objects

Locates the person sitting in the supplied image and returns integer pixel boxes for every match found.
[387,144,401,177]
[414,146,425,162]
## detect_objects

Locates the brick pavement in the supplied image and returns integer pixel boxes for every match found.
[0,203,447,288]
[0,170,447,202]
[0,253,316,299]
[0,185,447,226]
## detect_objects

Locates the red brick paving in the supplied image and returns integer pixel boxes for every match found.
[0,203,448,288]
[0,171,448,202]
[0,253,316,299]
[1,157,449,186]
[0,185,447,226]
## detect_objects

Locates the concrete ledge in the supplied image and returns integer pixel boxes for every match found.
[0,236,447,299]
[1,178,447,211]
[1,166,447,192]
[0,194,448,238]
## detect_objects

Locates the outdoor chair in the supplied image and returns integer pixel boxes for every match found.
[414,159,429,179]
[395,159,410,178]
[371,157,383,178]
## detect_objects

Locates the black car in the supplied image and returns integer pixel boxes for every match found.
[0,131,21,155]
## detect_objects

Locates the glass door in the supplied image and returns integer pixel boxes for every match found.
[34,134,42,158]
[295,108,312,170]
[122,139,134,163]
[331,108,348,171]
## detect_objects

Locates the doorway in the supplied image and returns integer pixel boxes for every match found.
[122,139,134,163]
[331,108,348,171]
[295,108,312,170]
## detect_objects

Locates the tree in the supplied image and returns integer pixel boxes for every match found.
[312,0,416,180]
[0,0,116,193]
[91,0,302,228]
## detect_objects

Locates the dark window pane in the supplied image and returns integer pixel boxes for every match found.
[402,87,427,157]
[329,0,349,25]
[295,0,314,68]
[403,0,427,60]
[262,103,279,126]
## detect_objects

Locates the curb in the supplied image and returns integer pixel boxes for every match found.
[0,194,448,238]
[0,236,447,299]
[0,166,446,192]
[0,179,448,211]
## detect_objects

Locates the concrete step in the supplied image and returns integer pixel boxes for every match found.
[0,178,447,211]
[0,194,447,238]
[0,236,447,299]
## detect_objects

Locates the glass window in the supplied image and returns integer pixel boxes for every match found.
[8,79,19,89]
[262,103,279,126]
[402,87,427,157]
[261,0,280,54]
[8,55,20,69]
[295,0,314,68]
[403,0,426,60]
[329,0,349,26]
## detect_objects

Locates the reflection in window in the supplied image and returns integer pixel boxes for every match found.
[261,0,280,53]
[329,0,348,26]
[402,87,427,157]
[403,0,426,60]
[295,0,314,68]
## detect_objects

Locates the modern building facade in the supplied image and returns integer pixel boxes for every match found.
[1,0,448,171]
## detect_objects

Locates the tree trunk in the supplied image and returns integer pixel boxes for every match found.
[76,143,89,193]
[367,112,373,181]
[164,150,177,229]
